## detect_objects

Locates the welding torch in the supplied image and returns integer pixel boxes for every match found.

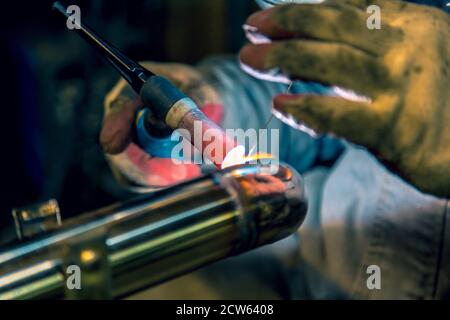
[52,2,242,169]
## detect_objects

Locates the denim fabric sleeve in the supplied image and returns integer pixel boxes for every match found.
[296,147,449,299]
[197,56,345,174]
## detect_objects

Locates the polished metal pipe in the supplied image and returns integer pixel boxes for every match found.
[0,163,307,299]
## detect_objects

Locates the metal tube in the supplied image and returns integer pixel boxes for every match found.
[0,163,307,299]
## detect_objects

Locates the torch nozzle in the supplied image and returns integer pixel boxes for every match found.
[52,1,247,169]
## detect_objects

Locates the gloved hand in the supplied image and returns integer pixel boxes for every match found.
[240,0,450,198]
[101,62,223,189]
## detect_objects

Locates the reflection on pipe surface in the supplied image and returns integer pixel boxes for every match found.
[0,163,307,299]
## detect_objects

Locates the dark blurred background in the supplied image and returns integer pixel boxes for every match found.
[0,0,259,231]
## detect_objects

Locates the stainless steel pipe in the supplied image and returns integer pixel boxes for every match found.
[0,163,307,299]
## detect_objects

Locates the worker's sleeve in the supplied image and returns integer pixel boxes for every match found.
[291,147,450,299]
[197,56,346,174]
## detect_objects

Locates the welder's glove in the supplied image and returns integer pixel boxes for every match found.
[101,62,223,189]
[240,0,450,198]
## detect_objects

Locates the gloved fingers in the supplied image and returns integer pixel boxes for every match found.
[273,93,386,148]
[102,62,223,157]
[245,3,402,56]
[101,63,201,155]
[141,61,221,108]
[240,41,392,97]
[107,144,202,189]
[101,94,141,155]
[103,78,139,116]
[140,62,203,91]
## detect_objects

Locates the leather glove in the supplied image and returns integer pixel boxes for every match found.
[240,0,450,198]
[101,62,223,189]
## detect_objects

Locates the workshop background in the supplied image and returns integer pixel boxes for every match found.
[0,0,258,235]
